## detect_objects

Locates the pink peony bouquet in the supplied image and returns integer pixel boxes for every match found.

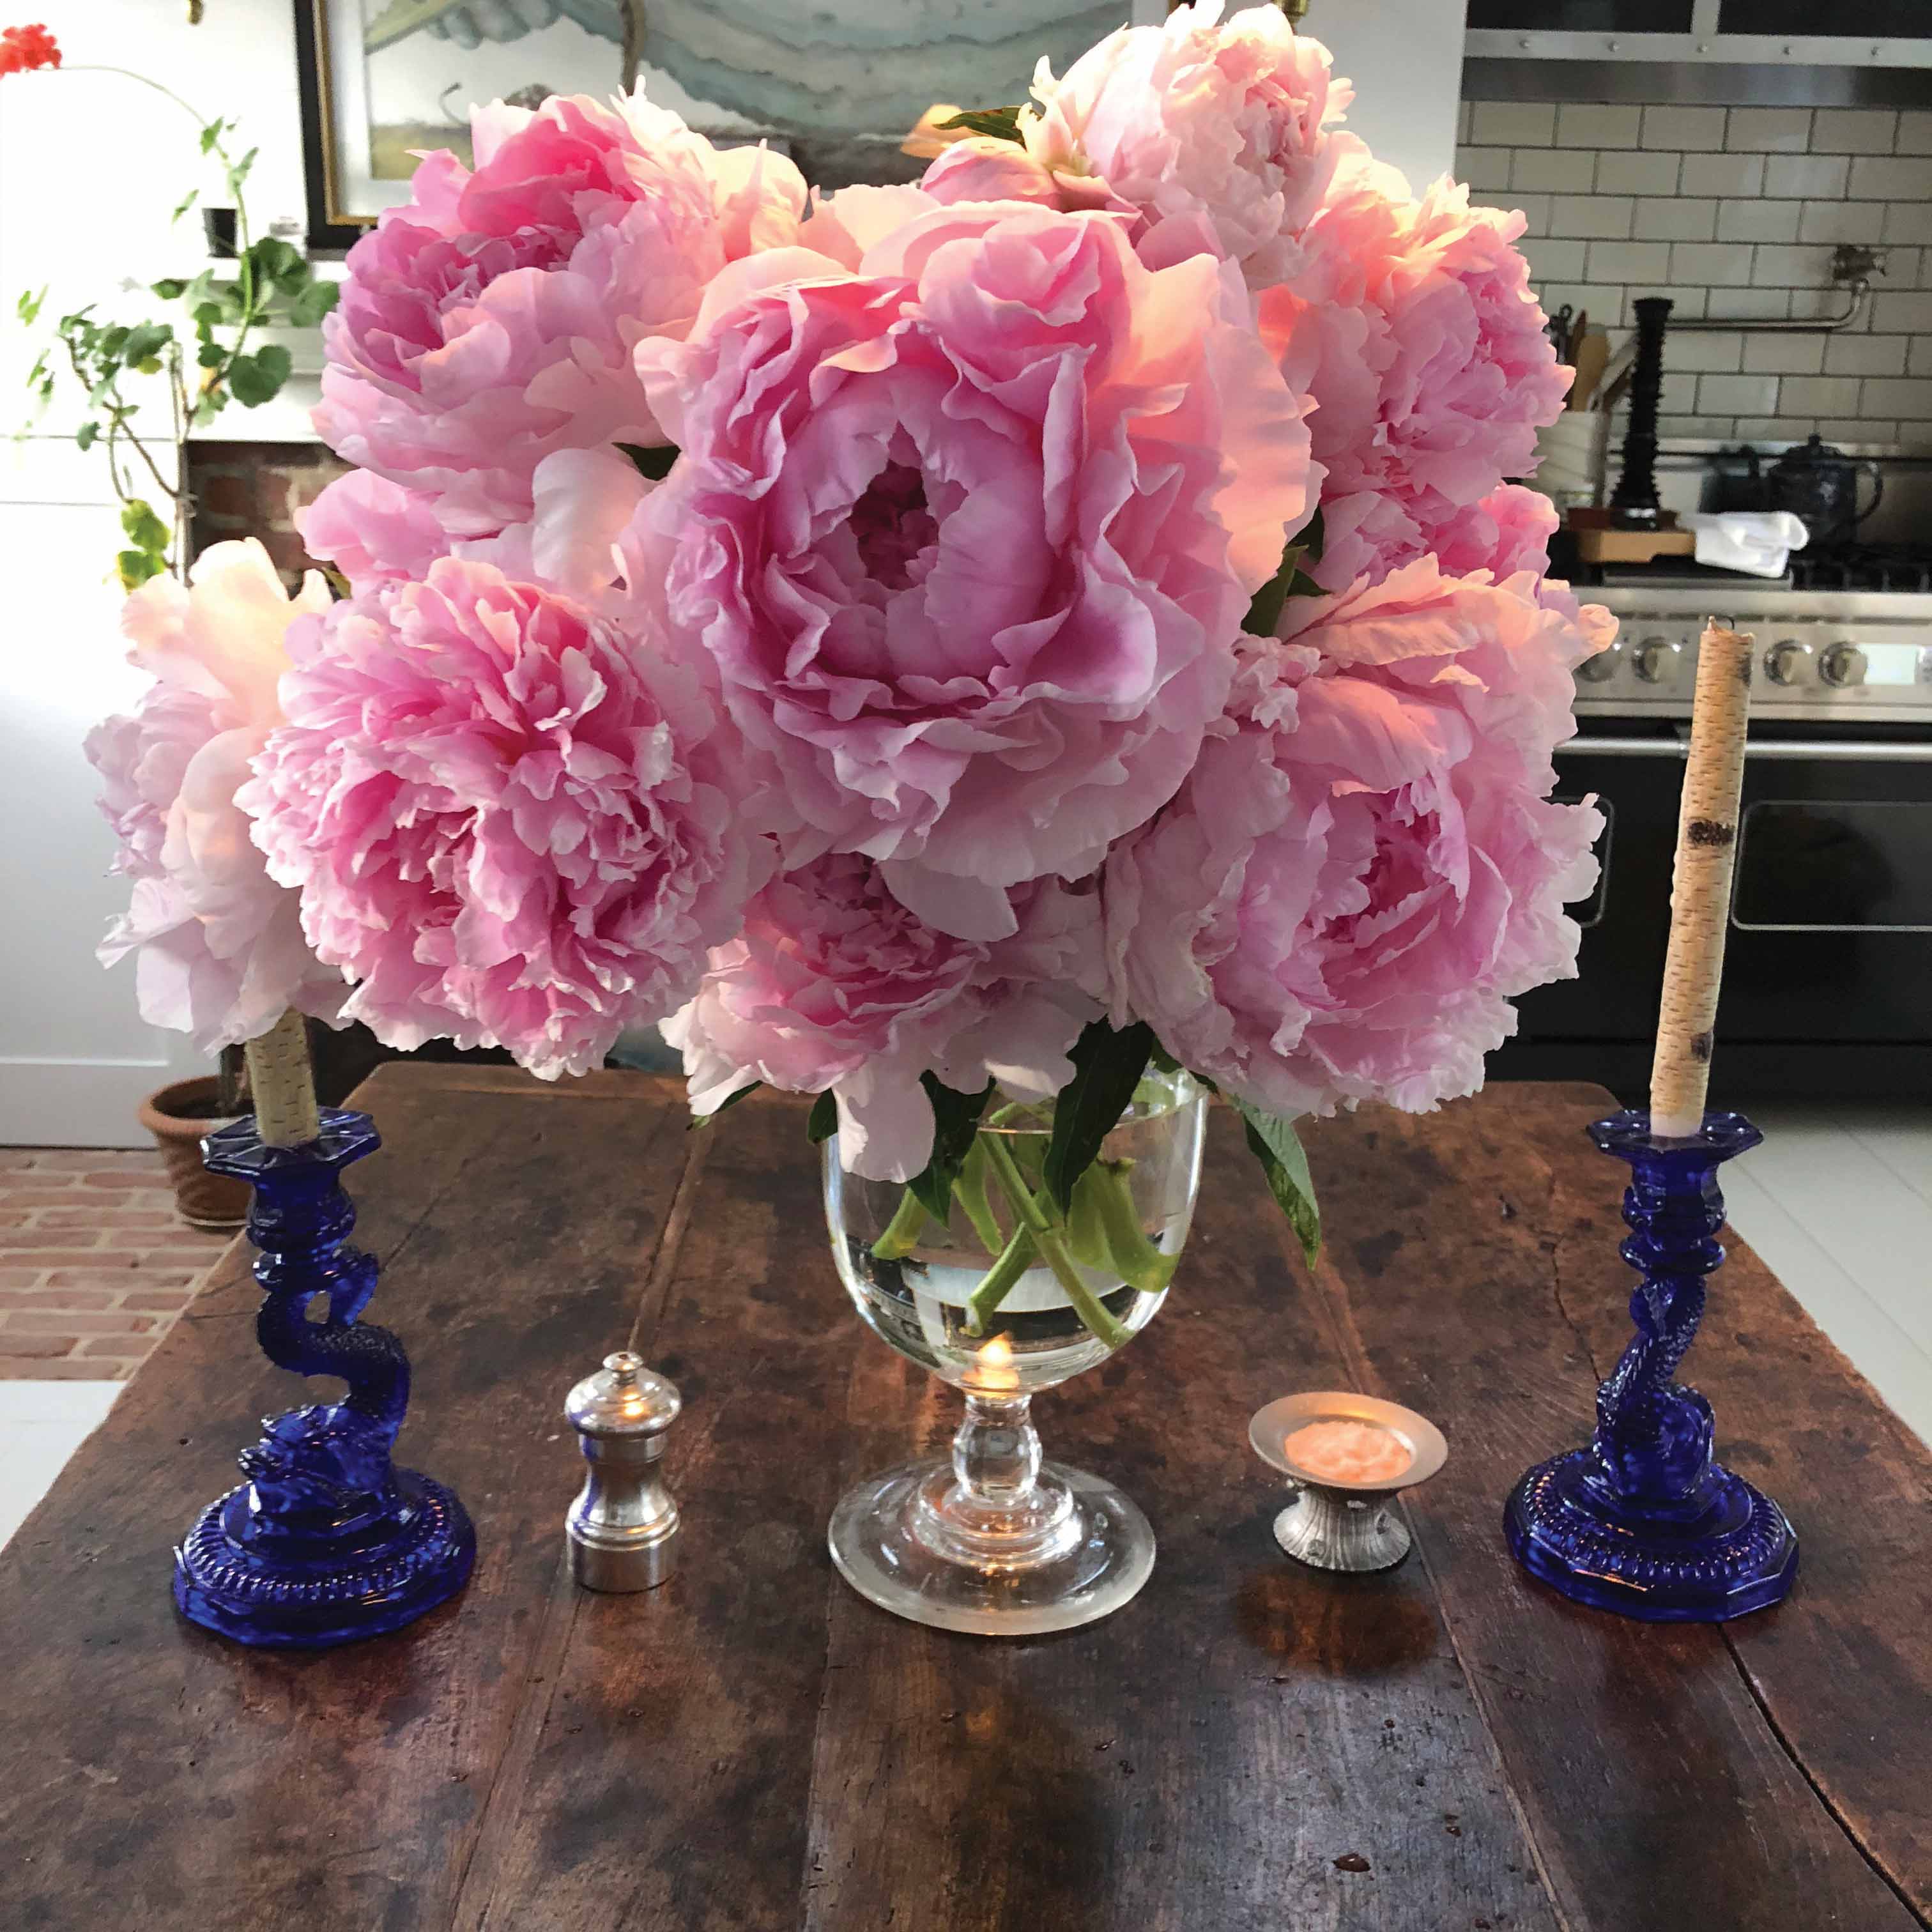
[90,2,1608,1304]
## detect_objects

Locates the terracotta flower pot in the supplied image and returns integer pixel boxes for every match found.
[137,1077,250,1234]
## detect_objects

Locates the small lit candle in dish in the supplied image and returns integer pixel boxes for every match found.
[1250,1393,1447,1574]
[1283,1418,1413,1487]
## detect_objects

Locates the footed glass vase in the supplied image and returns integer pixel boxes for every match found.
[1504,1109,1798,1621]
[172,1110,475,1648]
[824,1071,1206,1634]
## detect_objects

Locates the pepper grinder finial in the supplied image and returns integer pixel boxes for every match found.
[565,1350,681,1592]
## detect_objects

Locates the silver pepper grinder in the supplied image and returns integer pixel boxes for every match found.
[564,1351,681,1592]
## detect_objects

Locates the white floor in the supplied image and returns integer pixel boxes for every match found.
[0,1105,1924,1548]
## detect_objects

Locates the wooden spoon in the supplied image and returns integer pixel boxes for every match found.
[1568,327,1611,411]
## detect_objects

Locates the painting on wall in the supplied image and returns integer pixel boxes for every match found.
[297,0,1130,245]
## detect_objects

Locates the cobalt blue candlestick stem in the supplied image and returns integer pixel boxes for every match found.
[1504,1109,1798,1622]
[172,1108,475,1649]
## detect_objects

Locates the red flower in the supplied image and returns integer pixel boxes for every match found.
[0,23,61,75]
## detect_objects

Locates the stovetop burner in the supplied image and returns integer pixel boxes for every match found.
[1790,544,1932,594]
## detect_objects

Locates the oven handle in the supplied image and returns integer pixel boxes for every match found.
[1560,737,1932,761]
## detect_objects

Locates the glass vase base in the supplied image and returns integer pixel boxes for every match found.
[829,1458,1154,1636]
[173,1464,476,1650]
[1505,1448,1797,1623]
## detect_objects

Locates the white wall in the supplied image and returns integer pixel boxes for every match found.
[0,3,310,1144]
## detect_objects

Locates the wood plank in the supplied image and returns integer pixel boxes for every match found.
[0,1065,693,1931]
[1301,1084,1928,1932]
[453,1093,860,1932]
[797,1114,1564,1932]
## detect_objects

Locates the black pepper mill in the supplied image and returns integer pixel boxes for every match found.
[1609,296,1673,530]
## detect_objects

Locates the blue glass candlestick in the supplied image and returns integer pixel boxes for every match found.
[172,1109,475,1648]
[1505,1109,1798,1621]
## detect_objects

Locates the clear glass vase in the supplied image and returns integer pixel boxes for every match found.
[823,1070,1206,1634]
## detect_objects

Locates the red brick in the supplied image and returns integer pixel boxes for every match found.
[0,1189,83,1208]
[0,1356,121,1380]
[33,1208,179,1230]
[33,1151,152,1173]
[77,1170,161,1192]
[75,1335,158,1360]
[47,1268,197,1291]
[128,1230,230,1252]
[0,1231,103,1252]
[0,1335,78,1360]
[0,1269,44,1289]
[0,1213,26,1229]
[119,1289,197,1313]
[0,1250,144,1271]
[0,1289,116,1312]
[4,1310,157,1335]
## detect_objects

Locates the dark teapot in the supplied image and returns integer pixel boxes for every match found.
[1766,433,1884,549]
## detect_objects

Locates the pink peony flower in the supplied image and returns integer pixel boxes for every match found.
[243,555,771,1080]
[313,91,806,536]
[85,540,347,1053]
[298,470,450,590]
[1264,171,1569,588]
[1018,0,1350,288]
[1105,561,1613,1119]
[663,856,1103,1180]
[637,201,1314,941]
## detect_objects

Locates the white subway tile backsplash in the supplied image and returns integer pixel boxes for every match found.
[1725,109,1813,155]
[1458,100,1473,145]
[1594,150,1680,196]
[1644,106,1726,152]
[1556,104,1640,150]
[1847,155,1932,201]
[1809,110,1898,155]
[1680,153,1766,199]
[1706,288,1792,320]
[1667,332,1747,373]
[1817,420,1892,444]
[1512,195,1552,235]
[1897,112,1932,155]
[1796,201,1887,245]
[1547,195,1634,240]
[1659,372,1701,414]
[1871,289,1932,332]
[1825,335,1912,378]
[1763,155,1851,199]
[1910,338,1932,378]
[1586,241,1673,283]
[1636,199,1717,242]
[1512,148,1595,194]
[1882,201,1932,246]
[1749,243,1837,289]
[1456,146,1512,192]
[1717,201,1801,244]
[1778,376,1865,416]
[1860,378,1932,420]
[1698,374,1782,415]
[1742,335,1827,376]
[1520,238,1588,284]
[1471,102,1556,147]
[1670,242,1756,288]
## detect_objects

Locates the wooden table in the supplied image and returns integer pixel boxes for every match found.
[3,1068,1927,1931]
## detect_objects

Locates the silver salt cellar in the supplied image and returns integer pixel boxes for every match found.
[565,1351,681,1591]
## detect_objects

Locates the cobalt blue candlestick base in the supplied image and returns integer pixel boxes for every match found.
[172,1109,475,1649]
[1505,1109,1798,1622]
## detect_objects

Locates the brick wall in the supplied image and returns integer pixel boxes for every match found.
[187,440,350,586]
[1456,100,1932,448]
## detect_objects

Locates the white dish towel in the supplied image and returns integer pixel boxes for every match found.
[1680,511,1811,578]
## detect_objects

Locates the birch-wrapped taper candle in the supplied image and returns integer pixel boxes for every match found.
[243,1008,321,1149]
[1650,622,1754,1140]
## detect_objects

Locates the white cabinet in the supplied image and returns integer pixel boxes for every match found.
[1466,0,1932,66]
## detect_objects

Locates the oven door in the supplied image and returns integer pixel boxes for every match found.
[1511,729,1932,1062]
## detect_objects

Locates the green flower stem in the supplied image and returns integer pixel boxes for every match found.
[1091,1160,1177,1294]
[871,1188,930,1262]
[977,1133,1131,1351]
[963,1223,1038,1337]
[953,1138,1006,1258]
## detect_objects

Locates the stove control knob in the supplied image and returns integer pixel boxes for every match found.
[1765,638,1814,686]
[1633,635,1682,684]
[1820,641,1868,688]
[1577,640,1622,683]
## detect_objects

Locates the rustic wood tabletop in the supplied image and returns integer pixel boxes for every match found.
[1,1066,1925,1931]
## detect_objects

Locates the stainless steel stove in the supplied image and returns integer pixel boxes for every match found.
[1496,572,1932,1101]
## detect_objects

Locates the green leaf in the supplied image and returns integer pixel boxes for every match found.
[688,1080,763,1130]
[121,323,172,367]
[907,1075,995,1223]
[17,286,46,325]
[198,118,225,154]
[1148,1039,1183,1075]
[74,422,98,451]
[197,340,226,369]
[937,105,1027,145]
[150,278,187,301]
[287,280,339,328]
[806,1091,838,1145]
[1298,505,1325,567]
[226,147,257,197]
[1244,508,1329,637]
[248,235,306,295]
[171,188,199,226]
[192,300,224,332]
[1041,1018,1155,1213]
[116,548,167,591]
[1229,1096,1321,1269]
[226,344,291,406]
[614,440,679,482]
[120,498,170,553]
